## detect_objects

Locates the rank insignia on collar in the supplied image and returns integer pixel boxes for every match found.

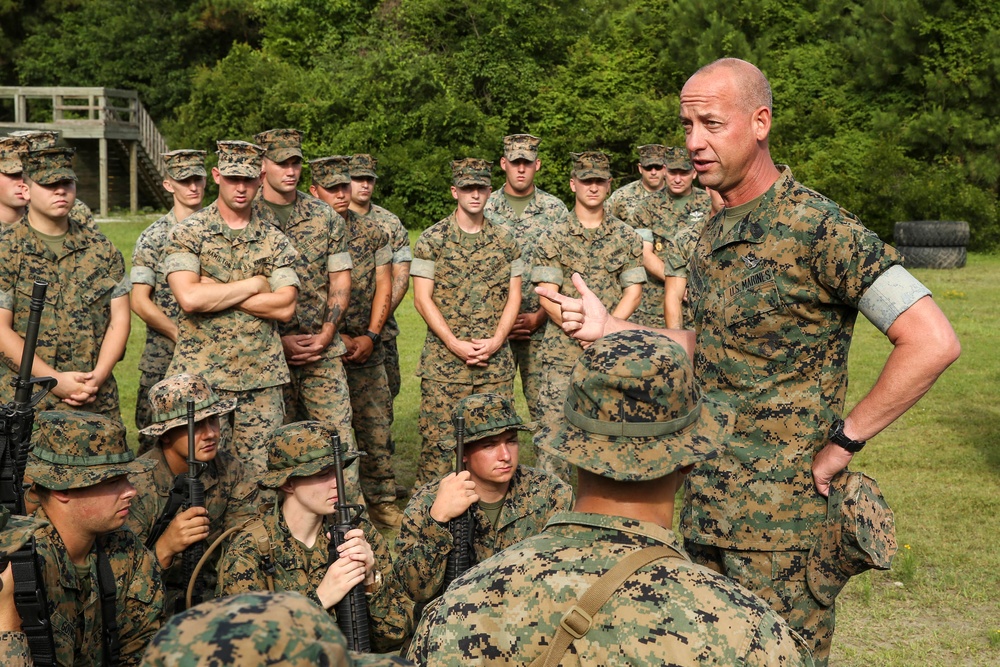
[742,253,760,269]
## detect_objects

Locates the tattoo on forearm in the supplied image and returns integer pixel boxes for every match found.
[0,350,20,374]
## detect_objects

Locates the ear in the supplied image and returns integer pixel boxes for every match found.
[752,105,772,142]
[450,185,459,201]
[211,167,222,185]
[162,179,176,194]
[18,181,30,203]
[569,178,578,194]
[309,184,319,198]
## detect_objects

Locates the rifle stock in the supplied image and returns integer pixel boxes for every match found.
[443,415,472,590]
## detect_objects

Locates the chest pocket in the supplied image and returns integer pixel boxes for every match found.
[722,271,794,379]
[79,268,117,305]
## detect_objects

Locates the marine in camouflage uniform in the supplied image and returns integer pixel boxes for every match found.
[131,149,207,453]
[127,374,261,613]
[0,136,29,225]
[0,147,130,421]
[408,331,814,666]
[7,130,98,230]
[163,141,300,474]
[141,592,413,667]
[394,393,573,611]
[531,151,644,480]
[626,147,711,329]
[26,411,165,666]
[483,134,568,421]
[0,506,47,666]
[604,143,667,224]
[216,422,412,654]
[411,159,523,488]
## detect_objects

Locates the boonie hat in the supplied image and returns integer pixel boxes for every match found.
[540,330,732,481]
[502,134,541,162]
[216,140,264,178]
[254,128,303,163]
[349,154,378,179]
[665,146,693,171]
[22,147,77,185]
[451,158,492,187]
[570,151,611,180]
[637,144,667,168]
[0,136,28,174]
[139,374,237,438]
[27,411,156,491]
[310,156,352,189]
[162,149,207,180]
[0,506,47,557]
[260,421,362,489]
[806,471,897,606]
[455,393,535,445]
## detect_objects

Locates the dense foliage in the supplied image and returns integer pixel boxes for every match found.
[3,0,998,249]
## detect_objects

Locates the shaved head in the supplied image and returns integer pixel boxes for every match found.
[694,58,772,114]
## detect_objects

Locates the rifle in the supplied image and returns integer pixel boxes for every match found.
[326,434,371,652]
[0,280,58,666]
[181,399,206,609]
[442,415,472,590]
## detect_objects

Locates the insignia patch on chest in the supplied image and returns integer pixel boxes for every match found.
[726,268,774,299]
[742,252,760,269]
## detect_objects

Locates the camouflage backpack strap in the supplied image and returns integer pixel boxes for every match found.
[95,538,121,667]
[528,545,682,667]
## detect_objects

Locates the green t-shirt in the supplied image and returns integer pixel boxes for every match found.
[263,199,295,227]
[503,191,534,218]
[722,193,765,237]
[30,226,67,257]
[478,497,505,528]
[74,557,93,599]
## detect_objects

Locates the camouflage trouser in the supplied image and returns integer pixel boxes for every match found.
[383,335,401,401]
[135,371,164,455]
[509,337,544,422]
[531,365,575,483]
[344,362,396,506]
[416,378,514,489]
[215,386,285,476]
[631,276,666,329]
[685,541,835,667]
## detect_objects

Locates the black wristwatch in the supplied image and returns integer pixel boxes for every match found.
[828,419,866,453]
[364,330,381,345]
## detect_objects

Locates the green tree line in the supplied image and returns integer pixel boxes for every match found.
[3,0,998,250]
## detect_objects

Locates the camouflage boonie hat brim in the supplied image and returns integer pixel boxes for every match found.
[216,140,264,178]
[570,151,611,180]
[807,471,897,606]
[310,156,352,189]
[27,411,156,490]
[349,153,378,179]
[0,136,28,174]
[0,506,47,557]
[456,393,535,445]
[503,134,541,162]
[162,149,207,180]
[451,158,493,187]
[10,130,59,151]
[260,421,362,489]
[637,144,667,167]
[540,330,732,481]
[665,146,693,170]
[138,373,237,438]
[254,128,303,163]
[23,147,77,185]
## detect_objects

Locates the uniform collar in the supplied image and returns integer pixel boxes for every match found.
[544,510,690,557]
[708,166,794,251]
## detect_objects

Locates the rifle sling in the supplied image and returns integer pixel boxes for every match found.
[96,540,120,667]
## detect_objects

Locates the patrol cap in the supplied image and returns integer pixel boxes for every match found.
[0,506,47,557]
[10,130,59,151]
[0,136,28,175]
[27,411,157,491]
[140,591,411,667]
[260,421,362,489]
[309,155,352,189]
[502,134,541,162]
[451,158,492,187]
[162,149,207,180]
[455,393,535,445]
[215,140,264,178]
[349,153,378,179]
[22,147,77,185]
[570,151,611,180]
[540,330,732,481]
[637,144,667,168]
[806,471,897,606]
[665,146,693,171]
[139,373,237,438]
[254,128,303,163]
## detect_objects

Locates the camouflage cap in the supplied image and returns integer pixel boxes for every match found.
[0,506,47,558]
[637,144,667,168]
[309,155,352,189]
[260,421,362,489]
[22,147,77,185]
[540,330,733,482]
[162,149,207,180]
[138,373,237,438]
[455,393,536,445]
[215,140,264,178]
[0,136,28,175]
[349,153,378,179]
[27,411,156,491]
[502,134,541,162]
[665,146,693,171]
[570,151,611,180]
[10,130,59,151]
[806,471,897,606]
[254,128,304,163]
[451,158,492,187]
[140,591,412,667]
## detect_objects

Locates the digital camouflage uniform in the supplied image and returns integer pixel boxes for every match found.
[408,331,813,667]
[682,167,906,664]
[0,506,47,667]
[411,159,523,488]
[0,148,130,421]
[163,141,300,474]
[25,411,165,667]
[484,134,568,421]
[216,422,412,653]
[131,149,207,453]
[604,143,666,223]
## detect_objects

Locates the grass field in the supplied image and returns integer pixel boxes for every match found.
[99,216,998,666]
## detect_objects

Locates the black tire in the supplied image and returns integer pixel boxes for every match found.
[893,220,969,247]
[896,245,967,269]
